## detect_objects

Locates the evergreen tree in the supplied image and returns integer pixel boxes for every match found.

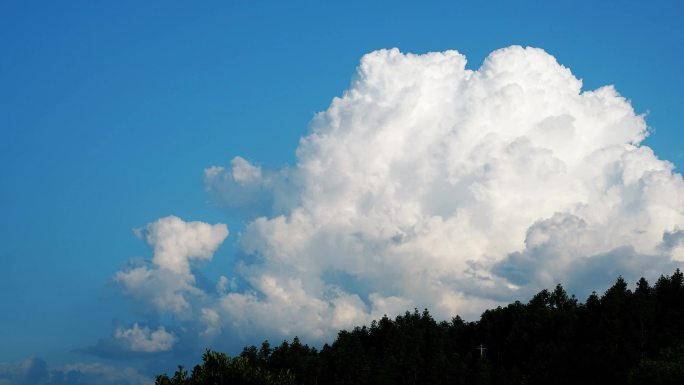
[157,269,684,385]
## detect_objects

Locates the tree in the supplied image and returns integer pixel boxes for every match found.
[157,269,684,385]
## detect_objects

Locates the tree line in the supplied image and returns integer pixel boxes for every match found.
[156,269,684,385]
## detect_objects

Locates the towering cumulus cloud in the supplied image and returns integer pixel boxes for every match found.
[118,46,684,348]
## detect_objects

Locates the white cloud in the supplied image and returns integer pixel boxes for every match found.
[136,215,228,275]
[115,216,228,315]
[113,324,177,353]
[203,158,265,210]
[115,263,202,315]
[203,156,299,217]
[120,46,684,346]
[200,308,221,336]
[83,323,178,358]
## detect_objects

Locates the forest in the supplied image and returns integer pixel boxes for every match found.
[156,269,684,385]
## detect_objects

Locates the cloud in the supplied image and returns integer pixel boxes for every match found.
[0,357,48,385]
[112,324,176,353]
[492,213,678,296]
[134,215,229,275]
[115,216,228,315]
[204,157,299,217]
[84,323,177,358]
[115,46,684,348]
[47,363,151,385]
[0,358,150,385]
[661,228,684,261]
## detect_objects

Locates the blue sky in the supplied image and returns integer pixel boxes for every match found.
[1,1,683,383]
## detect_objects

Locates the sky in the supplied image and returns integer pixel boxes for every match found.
[1,1,683,384]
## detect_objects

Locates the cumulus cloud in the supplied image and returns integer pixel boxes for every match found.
[118,46,684,347]
[203,157,268,214]
[492,213,678,295]
[134,215,228,275]
[115,216,228,315]
[204,156,300,217]
[83,323,177,358]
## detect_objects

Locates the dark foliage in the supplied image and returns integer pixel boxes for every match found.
[157,269,684,385]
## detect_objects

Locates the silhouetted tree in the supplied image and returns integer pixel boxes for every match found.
[158,269,684,385]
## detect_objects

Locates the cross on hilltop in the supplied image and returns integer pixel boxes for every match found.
[476,344,487,358]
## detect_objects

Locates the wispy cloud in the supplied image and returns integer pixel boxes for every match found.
[0,358,151,385]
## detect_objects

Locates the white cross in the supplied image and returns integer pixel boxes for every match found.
[476,344,487,358]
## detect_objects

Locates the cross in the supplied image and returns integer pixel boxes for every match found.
[476,344,486,358]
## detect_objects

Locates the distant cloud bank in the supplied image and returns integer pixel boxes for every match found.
[0,358,150,385]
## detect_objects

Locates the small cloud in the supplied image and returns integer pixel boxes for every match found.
[114,264,201,315]
[138,215,228,275]
[230,156,262,183]
[114,216,228,315]
[81,323,177,358]
[114,324,177,353]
